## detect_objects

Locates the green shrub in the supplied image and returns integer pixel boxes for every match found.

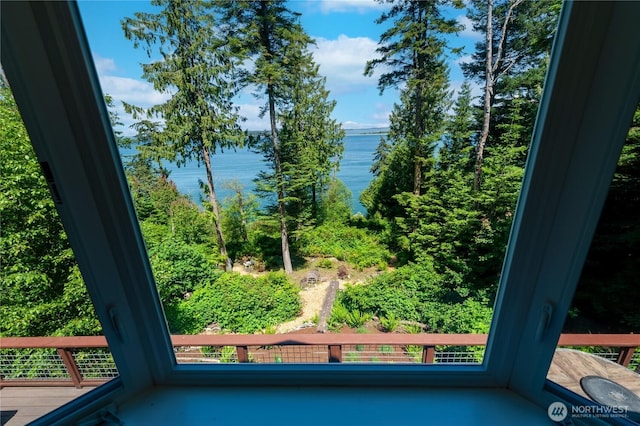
[298,223,390,270]
[329,302,350,327]
[335,263,493,335]
[220,346,236,363]
[148,239,221,303]
[171,272,300,334]
[379,345,394,354]
[379,313,400,332]
[317,258,333,269]
[345,310,372,328]
[405,345,423,362]
[403,324,423,334]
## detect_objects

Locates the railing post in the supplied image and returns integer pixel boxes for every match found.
[236,346,249,363]
[616,347,636,367]
[328,345,342,363]
[56,348,83,388]
[422,346,435,364]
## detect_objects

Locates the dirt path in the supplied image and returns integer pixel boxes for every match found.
[232,258,382,334]
[276,280,343,333]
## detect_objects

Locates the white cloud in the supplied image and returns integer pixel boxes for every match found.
[318,0,387,14]
[311,35,384,95]
[371,102,391,122]
[92,54,172,135]
[455,54,473,66]
[237,102,269,131]
[93,54,117,74]
[457,15,482,40]
[99,75,171,107]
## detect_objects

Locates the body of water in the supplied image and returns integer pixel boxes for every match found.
[163,133,383,215]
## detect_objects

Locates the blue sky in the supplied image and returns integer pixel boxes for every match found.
[77,0,480,134]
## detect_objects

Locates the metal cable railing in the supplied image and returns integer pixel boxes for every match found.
[1,334,638,387]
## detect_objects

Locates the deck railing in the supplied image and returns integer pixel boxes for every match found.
[1,334,638,388]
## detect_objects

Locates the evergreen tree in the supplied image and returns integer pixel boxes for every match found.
[221,180,259,262]
[365,0,461,196]
[122,0,245,271]
[278,39,345,228]
[463,0,561,189]
[218,0,330,274]
[394,84,477,288]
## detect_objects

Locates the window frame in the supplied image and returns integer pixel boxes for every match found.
[2,1,640,424]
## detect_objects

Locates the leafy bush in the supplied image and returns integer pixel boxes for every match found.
[148,239,221,303]
[336,263,493,334]
[345,310,372,328]
[171,272,300,334]
[328,302,350,329]
[379,345,394,354]
[404,345,423,362]
[338,262,443,322]
[378,314,400,332]
[317,258,333,269]
[298,223,390,270]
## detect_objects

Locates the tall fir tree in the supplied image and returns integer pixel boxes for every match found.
[122,0,245,271]
[365,0,462,197]
[278,44,345,228]
[219,0,336,274]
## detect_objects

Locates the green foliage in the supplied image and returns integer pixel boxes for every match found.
[328,302,350,329]
[318,179,352,224]
[403,324,423,335]
[298,223,390,270]
[221,180,260,262]
[1,86,101,337]
[404,345,423,363]
[421,298,492,334]
[338,263,443,322]
[317,258,333,269]
[336,263,493,334]
[345,310,372,329]
[218,1,335,274]
[122,0,245,270]
[172,272,300,334]
[1,86,75,308]
[379,345,394,354]
[378,313,400,332]
[148,239,220,304]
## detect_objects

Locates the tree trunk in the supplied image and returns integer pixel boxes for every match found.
[202,145,233,271]
[474,0,523,190]
[311,183,317,220]
[475,0,494,191]
[237,189,248,242]
[413,6,426,196]
[268,87,294,274]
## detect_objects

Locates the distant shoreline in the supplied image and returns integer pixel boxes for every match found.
[246,127,389,137]
[344,128,389,136]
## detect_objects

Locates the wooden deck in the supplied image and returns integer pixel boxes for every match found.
[547,348,640,399]
[0,387,94,426]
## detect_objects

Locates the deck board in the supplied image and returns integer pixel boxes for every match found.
[547,348,640,399]
[0,387,94,425]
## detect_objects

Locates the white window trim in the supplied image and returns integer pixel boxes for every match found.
[2,1,639,424]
